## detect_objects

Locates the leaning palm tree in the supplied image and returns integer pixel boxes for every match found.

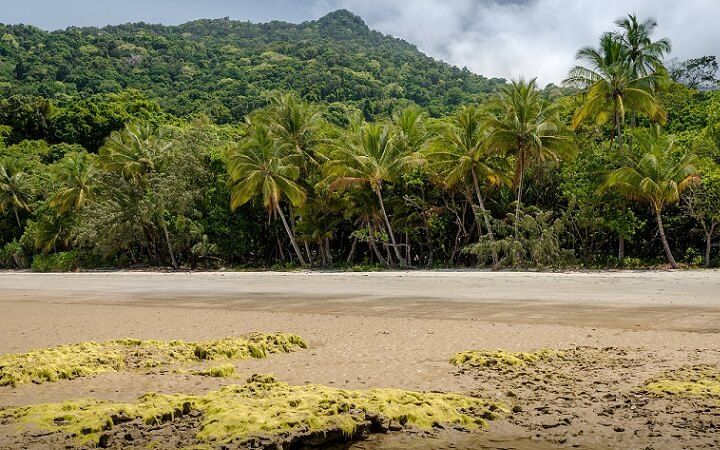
[486,79,571,239]
[50,151,97,214]
[0,158,33,229]
[227,122,307,265]
[565,33,665,150]
[324,122,420,265]
[613,14,671,79]
[599,128,699,268]
[425,106,510,265]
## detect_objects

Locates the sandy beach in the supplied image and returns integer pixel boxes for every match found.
[1,270,719,449]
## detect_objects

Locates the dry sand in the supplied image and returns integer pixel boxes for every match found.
[0,270,719,449]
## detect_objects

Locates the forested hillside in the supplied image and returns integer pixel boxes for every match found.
[0,10,502,123]
[0,11,718,271]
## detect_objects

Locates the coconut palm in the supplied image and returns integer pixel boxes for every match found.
[0,158,33,229]
[565,33,665,150]
[425,106,510,265]
[99,122,173,183]
[486,79,571,239]
[227,122,307,265]
[99,122,179,269]
[613,14,671,79]
[599,128,699,268]
[50,151,97,214]
[324,122,420,265]
[263,92,326,167]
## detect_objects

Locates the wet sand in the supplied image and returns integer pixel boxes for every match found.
[0,270,719,449]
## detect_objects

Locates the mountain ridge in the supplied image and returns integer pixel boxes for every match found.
[0,9,505,122]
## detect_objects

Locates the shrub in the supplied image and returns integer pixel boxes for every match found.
[31,251,80,272]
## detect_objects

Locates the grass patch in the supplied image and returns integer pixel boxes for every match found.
[0,333,306,387]
[7,374,506,446]
[450,349,563,369]
[643,365,720,399]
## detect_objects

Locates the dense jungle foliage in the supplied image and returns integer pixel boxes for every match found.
[0,10,718,270]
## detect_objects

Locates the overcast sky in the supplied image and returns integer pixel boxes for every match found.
[1,0,718,85]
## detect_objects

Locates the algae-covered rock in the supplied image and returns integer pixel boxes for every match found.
[450,349,562,369]
[0,333,307,387]
[6,374,506,448]
[643,364,720,399]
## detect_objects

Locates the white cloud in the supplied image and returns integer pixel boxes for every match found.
[313,0,720,85]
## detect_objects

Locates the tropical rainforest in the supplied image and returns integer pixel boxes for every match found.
[0,10,718,271]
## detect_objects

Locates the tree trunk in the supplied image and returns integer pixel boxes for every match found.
[368,222,389,267]
[616,107,623,151]
[472,169,498,265]
[162,222,179,270]
[405,232,410,266]
[13,206,21,230]
[324,238,333,265]
[655,208,678,269]
[275,204,306,266]
[705,222,716,267]
[304,241,314,265]
[618,236,625,261]
[346,236,357,265]
[375,187,405,265]
[514,155,525,241]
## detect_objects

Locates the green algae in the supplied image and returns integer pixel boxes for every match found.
[0,333,307,387]
[8,374,506,446]
[643,365,720,399]
[450,349,563,369]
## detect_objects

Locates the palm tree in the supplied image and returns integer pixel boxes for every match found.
[565,34,665,150]
[613,14,671,79]
[227,122,307,265]
[263,92,326,167]
[425,106,510,265]
[599,128,699,268]
[486,79,571,239]
[99,122,172,182]
[0,158,33,230]
[50,151,97,214]
[324,122,420,265]
[100,122,179,269]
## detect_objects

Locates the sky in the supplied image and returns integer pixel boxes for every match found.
[1,0,718,85]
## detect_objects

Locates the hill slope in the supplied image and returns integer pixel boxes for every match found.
[0,10,504,122]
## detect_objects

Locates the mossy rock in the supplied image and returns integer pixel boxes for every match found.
[7,374,507,447]
[0,333,307,387]
[643,365,720,399]
[450,349,563,369]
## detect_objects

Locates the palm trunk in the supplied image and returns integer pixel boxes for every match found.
[472,169,498,265]
[13,206,21,230]
[514,156,525,241]
[618,236,625,261]
[346,236,358,265]
[162,222,179,270]
[324,238,333,265]
[304,241,313,265]
[275,203,306,266]
[655,208,678,269]
[375,187,405,265]
[368,222,389,267]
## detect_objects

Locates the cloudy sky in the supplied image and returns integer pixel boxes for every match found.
[1,0,718,85]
